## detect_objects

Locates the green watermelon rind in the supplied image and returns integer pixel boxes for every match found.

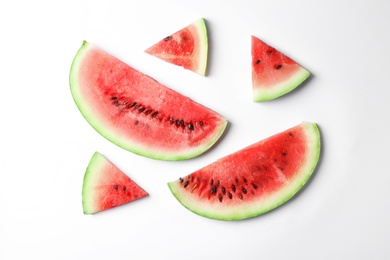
[192,18,208,76]
[253,67,311,102]
[82,151,106,214]
[70,41,227,161]
[168,122,321,220]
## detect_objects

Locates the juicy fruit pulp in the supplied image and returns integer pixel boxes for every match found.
[168,122,321,220]
[252,36,310,101]
[145,18,208,75]
[82,152,148,214]
[69,41,227,161]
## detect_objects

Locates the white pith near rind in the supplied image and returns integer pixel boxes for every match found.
[82,152,106,214]
[69,41,227,161]
[253,67,310,102]
[168,122,321,220]
[192,18,208,76]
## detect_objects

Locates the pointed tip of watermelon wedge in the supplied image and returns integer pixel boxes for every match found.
[251,35,311,101]
[145,18,208,76]
[168,122,321,221]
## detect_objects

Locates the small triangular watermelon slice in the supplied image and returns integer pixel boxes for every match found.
[168,122,320,220]
[145,18,208,76]
[82,152,148,214]
[252,36,310,101]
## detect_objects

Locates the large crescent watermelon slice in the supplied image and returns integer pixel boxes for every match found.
[252,36,311,101]
[69,41,227,161]
[145,18,208,76]
[168,122,321,220]
[82,152,148,214]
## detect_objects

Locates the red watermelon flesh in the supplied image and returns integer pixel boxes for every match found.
[145,18,208,75]
[69,41,227,161]
[252,36,310,101]
[168,122,320,220]
[82,152,148,214]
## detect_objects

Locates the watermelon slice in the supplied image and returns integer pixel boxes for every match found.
[145,18,208,76]
[168,122,320,220]
[69,41,227,161]
[252,36,310,101]
[82,152,148,214]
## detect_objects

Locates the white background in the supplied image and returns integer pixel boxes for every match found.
[1,0,389,259]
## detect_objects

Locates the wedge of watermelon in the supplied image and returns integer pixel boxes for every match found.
[69,41,227,161]
[145,18,208,76]
[168,122,321,220]
[252,36,310,101]
[82,152,148,214]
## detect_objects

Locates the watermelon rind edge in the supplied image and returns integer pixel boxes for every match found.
[193,18,208,76]
[82,151,105,214]
[253,67,311,102]
[168,122,321,221]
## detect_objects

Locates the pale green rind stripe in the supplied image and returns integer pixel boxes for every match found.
[192,18,208,76]
[82,152,106,214]
[168,122,321,220]
[253,67,310,102]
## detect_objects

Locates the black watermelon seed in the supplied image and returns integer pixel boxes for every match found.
[179,177,183,183]
[232,184,236,192]
[113,100,120,106]
[243,178,247,183]
[164,36,171,41]
[152,112,159,118]
[123,186,126,191]
[256,59,261,64]
[114,185,118,190]
[130,102,137,108]
[199,121,204,126]
[170,117,175,124]
[228,193,233,199]
[180,120,185,127]
[267,50,273,55]
[222,187,226,195]
[281,151,287,156]
[110,96,117,100]
[235,178,239,183]
[276,64,283,70]
[217,180,220,186]
[135,104,141,109]
[210,186,217,195]
[139,107,145,113]
[184,181,189,188]
[243,188,247,194]
[145,109,152,115]
[252,183,257,189]
[210,179,214,186]
[188,123,194,130]
[176,119,181,127]
[239,194,243,200]
[218,195,223,202]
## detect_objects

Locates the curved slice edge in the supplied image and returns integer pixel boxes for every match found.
[253,67,311,102]
[70,41,227,161]
[168,122,321,220]
[192,18,208,76]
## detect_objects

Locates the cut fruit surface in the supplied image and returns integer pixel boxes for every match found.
[82,152,148,214]
[168,122,321,220]
[252,36,310,101]
[69,41,227,161]
[145,18,208,76]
